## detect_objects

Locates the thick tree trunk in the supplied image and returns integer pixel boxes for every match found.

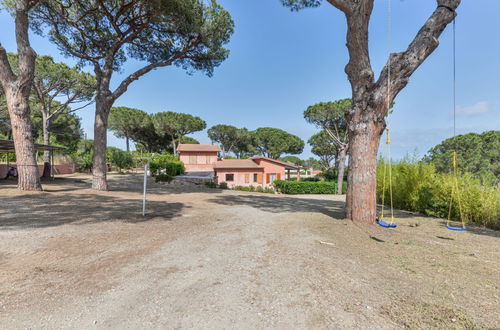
[125,136,129,152]
[42,116,51,177]
[345,114,384,223]
[6,91,42,190]
[337,147,347,194]
[92,96,111,191]
[0,0,41,190]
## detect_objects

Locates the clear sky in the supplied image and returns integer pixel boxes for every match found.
[1,0,499,159]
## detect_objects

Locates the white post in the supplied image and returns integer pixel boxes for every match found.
[142,162,148,216]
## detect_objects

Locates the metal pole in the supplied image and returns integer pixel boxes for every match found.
[142,162,148,216]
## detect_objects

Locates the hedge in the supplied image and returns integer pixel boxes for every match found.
[274,180,347,194]
[150,153,184,182]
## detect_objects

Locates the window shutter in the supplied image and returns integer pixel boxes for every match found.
[257,173,263,184]
[266,173,270,184]
[277,173,281,180]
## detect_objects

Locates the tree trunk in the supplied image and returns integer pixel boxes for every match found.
[42,115,51,177]
[345,115,384,223]
[337,147,347,195]
[125,135,129,152]
[92,96,111,191]
[172,138,177,156]
[0,0,41,190]
[6,90,42,190]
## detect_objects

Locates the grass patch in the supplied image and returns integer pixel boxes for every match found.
[383,300,484,329]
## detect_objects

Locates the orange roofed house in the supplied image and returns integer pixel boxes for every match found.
[177,144,301,188]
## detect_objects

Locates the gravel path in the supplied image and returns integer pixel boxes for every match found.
[0,174,498,329]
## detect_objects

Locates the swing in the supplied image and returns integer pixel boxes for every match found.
[446,16,466,232]
[377,129,397,228]
[377,0,396,229]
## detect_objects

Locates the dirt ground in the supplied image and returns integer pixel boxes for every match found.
[0,174,499,329]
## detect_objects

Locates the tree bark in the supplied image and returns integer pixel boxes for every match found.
[345,114,384,222]
[125,135,129,152]
[92,94,111,191]
[337,146,347,194]
[6,91,42,190]
[325,0,460,223]
[0,0,41,190]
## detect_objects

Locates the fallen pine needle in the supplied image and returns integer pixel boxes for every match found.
[318,240,335,246]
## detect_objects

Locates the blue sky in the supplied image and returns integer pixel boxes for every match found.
[1,0,499,159]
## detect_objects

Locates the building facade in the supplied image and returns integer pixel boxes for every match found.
[177,144,301,188]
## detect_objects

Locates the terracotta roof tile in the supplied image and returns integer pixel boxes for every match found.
[177,144,220,152]
[214,159,263,169]
[250,156,302,169]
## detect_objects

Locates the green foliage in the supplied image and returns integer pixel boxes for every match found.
[319,167,337,181]
[205,181,217,188]
[308,130,337,169]
[304,99,350,140]
[108,108,203,153]
[218,182,228,189]
[424,131,499,184]
[149,153,184,179]
[280,155,303,166]
[233,185,274,193]
[377,160,500,229]
[233,128,255,158]
[152,111,206,150]
[31,0,235,78]
[180,136,199,144]
[252,127,304,159]
[274,180,346,194]
[155,173,174,183]
[109,107,151,150]
[207,124,239,155]
[110,149,133,172]
[302,157,322,170]
[280,0,322,11]
[70,139,94,172]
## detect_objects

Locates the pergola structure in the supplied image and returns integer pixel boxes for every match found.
[0,139,66,178]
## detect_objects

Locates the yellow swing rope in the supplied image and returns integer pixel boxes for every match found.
[447,152,466,229]
[380,0,395,225]
[446,17,466,230]
[380,129,395,225]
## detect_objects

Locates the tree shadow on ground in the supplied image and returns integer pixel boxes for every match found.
[207,194,346,219]
[0,192,186,230]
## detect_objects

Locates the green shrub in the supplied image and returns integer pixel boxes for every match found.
[301,177,320,182]
[219,182,228,189]
[319,167,337,181]
[78,153,93,172]
[110,149,133,172]
[205,181,217,188]
[377,160,500,229]
[155,173,174,183]
[150,153,184,178]
[274,180,346,194]
[234,185,254,192]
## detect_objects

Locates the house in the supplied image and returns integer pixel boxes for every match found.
[177,144,220,173]
[214,156,301,188]
[177,144,302,188]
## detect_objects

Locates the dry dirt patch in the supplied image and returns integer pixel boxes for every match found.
[0,174,498,329]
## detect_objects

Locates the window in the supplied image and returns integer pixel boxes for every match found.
[225,174,234,181]
[206,156,212,164]
[244,174,250,183]
[189,155,197,164]
[253,174,258,182]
